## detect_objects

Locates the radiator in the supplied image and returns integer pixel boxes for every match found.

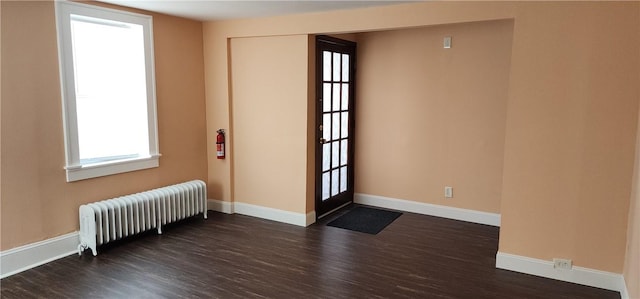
[78,180,208,256]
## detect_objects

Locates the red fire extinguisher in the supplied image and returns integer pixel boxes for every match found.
[216,129,225,159]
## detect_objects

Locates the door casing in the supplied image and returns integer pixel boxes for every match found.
[315,35,357,218]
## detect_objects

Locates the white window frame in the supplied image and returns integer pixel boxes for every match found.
[55,1,160,182]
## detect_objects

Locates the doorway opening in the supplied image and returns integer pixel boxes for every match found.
[315,35,357,218]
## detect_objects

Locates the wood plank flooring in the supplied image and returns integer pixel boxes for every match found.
[1,205,621,298]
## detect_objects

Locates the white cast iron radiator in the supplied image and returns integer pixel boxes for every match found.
[78,180,207,256]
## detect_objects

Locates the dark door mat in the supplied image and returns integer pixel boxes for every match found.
[327,206,402,235]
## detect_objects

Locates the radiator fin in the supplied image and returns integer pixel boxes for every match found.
[78,180,207,256]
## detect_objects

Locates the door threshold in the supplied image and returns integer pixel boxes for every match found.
[318,201,353,219]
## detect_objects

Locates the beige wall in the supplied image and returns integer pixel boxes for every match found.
[204,1,639,275]
[202,2,517,205]
[626,116,640,299]
[499,2,639,273]
[202,28,231,203]
[0,1,208,250]
[625,8,640,296]
[355,20,513,213]
[229,35,310,213]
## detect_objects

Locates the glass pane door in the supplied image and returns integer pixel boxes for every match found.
[316,36,356,217]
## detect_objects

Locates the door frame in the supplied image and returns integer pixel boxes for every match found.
[315,35,357,218]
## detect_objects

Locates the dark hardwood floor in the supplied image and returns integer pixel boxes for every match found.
[1,205,620,298]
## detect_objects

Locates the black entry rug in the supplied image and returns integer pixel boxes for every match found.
[327,206,402,235]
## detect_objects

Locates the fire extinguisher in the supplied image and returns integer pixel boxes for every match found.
[216,129,225,159]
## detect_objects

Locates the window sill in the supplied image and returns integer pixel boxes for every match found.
[65,154,161,182]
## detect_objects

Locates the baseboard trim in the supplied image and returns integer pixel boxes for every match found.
[354,193,501,227]
[0,232,79,279]
[208,199,315,226]
[208,199,234,214]
[496,252,626,295]
[305,211,317,226]
[234,202,312,227]
[620,277,629,299]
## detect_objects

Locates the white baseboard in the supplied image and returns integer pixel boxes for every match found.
[0,232,79,279]
[208,199,234,214]
[209,199,315,227]
[621,277,629,299]
[496,252,626,295]
[305,211,317,226]
[355,193,501,227]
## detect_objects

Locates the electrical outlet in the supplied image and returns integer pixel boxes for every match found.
[444,36,452,49]
[553,258,572,270]
[444,186,453,198]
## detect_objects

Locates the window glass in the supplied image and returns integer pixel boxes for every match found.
[56,2,159,182]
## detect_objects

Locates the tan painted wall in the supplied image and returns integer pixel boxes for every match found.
[0,1,207,250]
[204,1,639,274]
[624,7,640,296]
[202,29,232,203]
[230,35,310,213]
[499,2,639,273]
[626,115,640,299]
[0,0,3,246]
[355,20,513,213]
[202,2,517,205]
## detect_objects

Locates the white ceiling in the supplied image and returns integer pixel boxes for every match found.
[98,0,412,21]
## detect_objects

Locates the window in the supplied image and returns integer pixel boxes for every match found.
[56,2,160,182]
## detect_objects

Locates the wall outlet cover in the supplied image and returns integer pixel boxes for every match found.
[444,186,453,198]
[553,258,573,270]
